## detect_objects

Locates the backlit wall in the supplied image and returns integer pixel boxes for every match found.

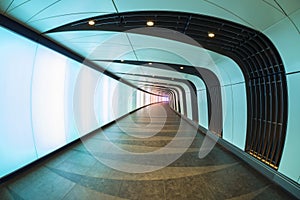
[0,26,159,178]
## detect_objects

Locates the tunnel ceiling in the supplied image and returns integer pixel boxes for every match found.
[1,0,297,169]
[1,0,299,33]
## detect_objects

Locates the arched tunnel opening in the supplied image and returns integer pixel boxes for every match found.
[0,3,299,199]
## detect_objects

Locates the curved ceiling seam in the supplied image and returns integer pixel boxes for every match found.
[5,0,29,14]
[3,0,14,14]
[202,0,255,29]
[26,0,63,23]
[274,0,300,34]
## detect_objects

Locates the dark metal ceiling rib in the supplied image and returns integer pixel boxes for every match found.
[48,11,288,169]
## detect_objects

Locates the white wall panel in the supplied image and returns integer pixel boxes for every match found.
[231,83,247,150]
[221,83,247,150]
[64,60,81,142]
[221,86,233,143]
[31,45,67,157]
[73,67,99,136]
[113,83,136,117]
[185,91,193,119]
[0,27,37,177]
[0,26,156,179]
[197,90,208,129]
[95,74,109,126]
[278,73,300,182]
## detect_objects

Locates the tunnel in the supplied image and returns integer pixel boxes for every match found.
[0,1,300,199]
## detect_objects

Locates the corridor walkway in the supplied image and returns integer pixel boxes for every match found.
[0,103,295,199]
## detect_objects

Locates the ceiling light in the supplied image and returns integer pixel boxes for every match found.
[120,59,124,62]
[149,62,152,65]
[146,21,154,27]
[88,20,95,26]
[180,66,184,70]
[208,32,215,38]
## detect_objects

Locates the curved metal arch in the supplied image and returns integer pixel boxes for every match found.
[114,61,222,135]
[126,77,188,117]
[138,84,181,112]
[12,10,287,168]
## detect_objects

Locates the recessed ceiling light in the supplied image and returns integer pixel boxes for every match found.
[146,21,154,27]
[120,59,124,62]
[180,66,184,70]
[208,32,215,38]
[149,62,152,65]
[88,20,95,26]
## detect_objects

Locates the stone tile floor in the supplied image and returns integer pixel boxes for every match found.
[0,103,296,199]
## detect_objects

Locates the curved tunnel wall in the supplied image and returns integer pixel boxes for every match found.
[1,9,299,186]
[264,9,300,183]
[0,26,162,178]
[55,10,288,170]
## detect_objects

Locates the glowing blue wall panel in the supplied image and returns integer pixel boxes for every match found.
[222,86,233,143]
[113,82,135,118]
[197,90,208,129]
[107,77,120,122]
[95,74,110,126]
[207,56,247,150]
[31,45,68,157]
[73,67,99,135]
[278,73,300,183]
[185,91,193,119]
[231,83,247,150]
[132,91,137,110]
[222,83,247,150]
[94,71,153,127]
[0,26,155,178]
[64,60,81,143]
[0,27,38,177]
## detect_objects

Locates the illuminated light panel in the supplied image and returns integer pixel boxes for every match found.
[146,21,154,26]
[208,32,215,38]
[0,27,38,178]
[32,45,67,157]
[88,20,95,26]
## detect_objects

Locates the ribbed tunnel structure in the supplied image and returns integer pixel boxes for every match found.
[0,1,300,199]
[49,10,288,168]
